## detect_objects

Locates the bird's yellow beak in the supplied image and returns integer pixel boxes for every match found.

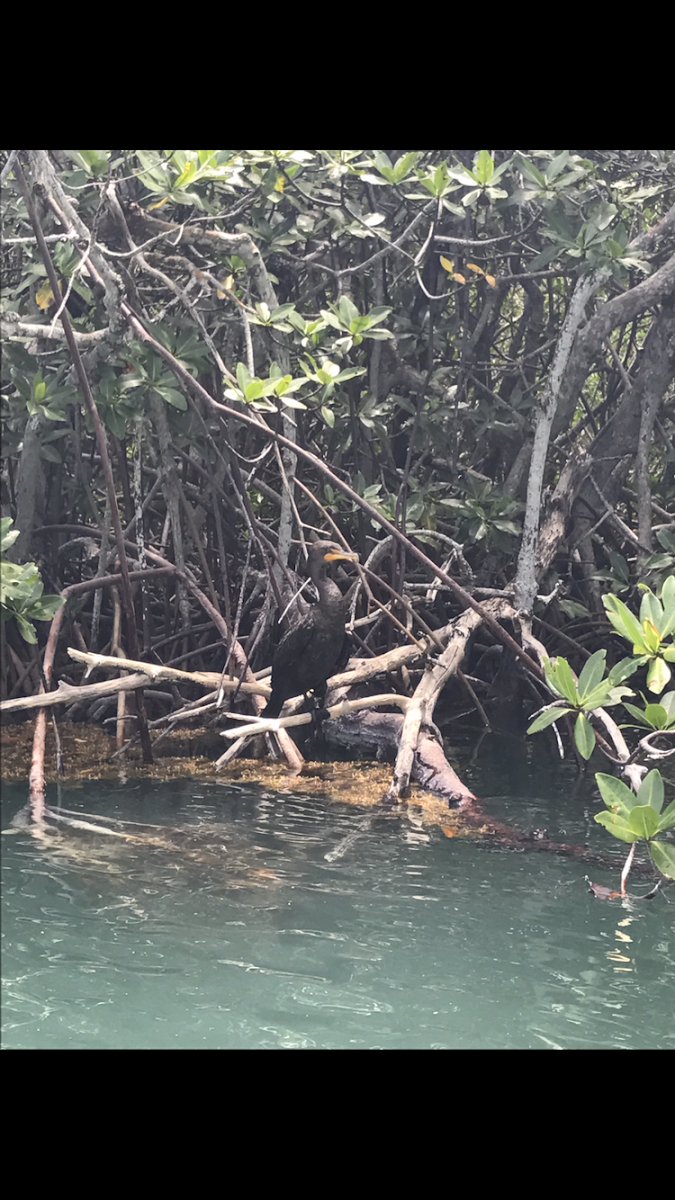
[324,550,358,563]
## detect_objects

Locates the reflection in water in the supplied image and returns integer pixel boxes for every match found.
[2,769,673,1050]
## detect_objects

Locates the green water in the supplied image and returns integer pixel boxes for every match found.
[2,738,673,1049]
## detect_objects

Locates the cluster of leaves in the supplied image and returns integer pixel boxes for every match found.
[3,151,672,500]
[527,648,636,759]
[602,580,675,695]
[1,150,673,638]
[439,475,522,552]
[528,579,675,754]
[0,519,64,643]
[528,579,675,880]
[513,152,654,280]
[595,770,675,880]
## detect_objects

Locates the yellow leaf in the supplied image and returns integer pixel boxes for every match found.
[467,262,484,274]
[36,281,54,310]
[148,196,170,211]
[485,273,496,287]
[275,174,285,193]
[439,255,454,272]
[453,273,466,284]
[216,275,234,299]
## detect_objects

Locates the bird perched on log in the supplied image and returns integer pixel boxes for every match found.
[263,541,359,719]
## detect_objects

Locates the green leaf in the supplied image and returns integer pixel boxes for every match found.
[636,768,664,813]
[393,152,418,182]
[660,572,675,610]
[333,367,367,383]
[135,150,170,191]
[1,561,41,604]
[649,840,675,879]
[15,613,37,644]
[319,309,344,331]
[595,773,635,819]
[258,378,281,398]
[546,656,579,704]
[574,712,595,759]
[361,212,386,228]
[608,551,630,584]
[321,406,335,428]
[519,158,547,187]
[66,150,109,177]
[362,328,393,340]
[271,303,296,321]
[594,812,637,843]
[657,799,675,832]
[582,680,632,710]
[244,380,264,401]
[462,189,482,208]
[647,655,671,694]
[577,648,607,700]
[280,395,307,410]
[286,310,307,334]
[447,166,478,188]
[236,362,252,393]
[157,387,186,410]
[656,528,675,553]
[602,593,648,649]
[0,520,20,553]
[641,617,661,654]
[622,701,657,728]
[338,296,360,326]
[350,316,370,335]
[546,150,570,181]
[173,159,197,190]
[372,150,393,175]
[528,245,563,271]
[608,657,641,685]
[491,520,521,536]
[28,594,65,621]
[362,305,393,328]
[628,804,659,840]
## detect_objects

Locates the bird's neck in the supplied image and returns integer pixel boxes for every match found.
[314,568,344,612]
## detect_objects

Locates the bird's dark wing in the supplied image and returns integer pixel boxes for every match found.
[272,614,316,668]
[264,614,317,717]
[334,630,352,674]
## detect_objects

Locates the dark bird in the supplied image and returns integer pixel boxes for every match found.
[264,541,359,719]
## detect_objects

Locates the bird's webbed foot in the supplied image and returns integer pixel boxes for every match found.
[305,690,330,735]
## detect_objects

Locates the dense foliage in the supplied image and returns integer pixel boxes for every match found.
[1,150,674,760]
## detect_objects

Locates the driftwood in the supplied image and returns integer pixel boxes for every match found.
[2,592,533,806]
[0,602,511,804]
[0,650,268,713]
[322,709,477,806]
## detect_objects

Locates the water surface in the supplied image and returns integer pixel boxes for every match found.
[2,740,673,1049]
